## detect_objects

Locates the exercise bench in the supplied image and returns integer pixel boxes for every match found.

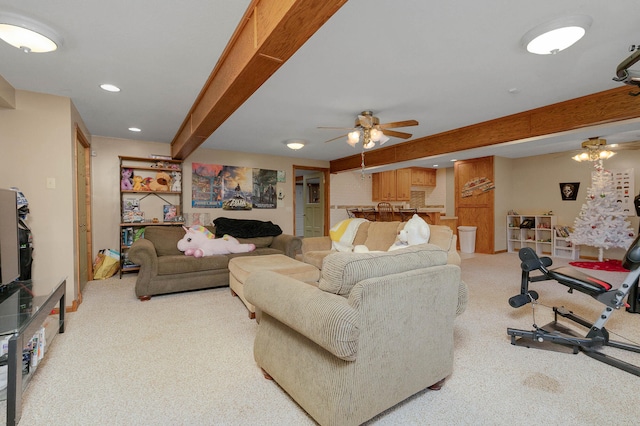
[507,235,640,377]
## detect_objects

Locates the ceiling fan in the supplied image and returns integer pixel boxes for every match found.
[570,137,640,162]
[319,111,419,149]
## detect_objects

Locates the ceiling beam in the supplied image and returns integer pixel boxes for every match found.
[171,0,348,160]
[330,86,640,173]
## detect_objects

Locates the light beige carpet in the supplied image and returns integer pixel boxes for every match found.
[11,252,640,425]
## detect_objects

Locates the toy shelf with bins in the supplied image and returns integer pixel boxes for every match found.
[507,215,556,256]
[119,156,183,277]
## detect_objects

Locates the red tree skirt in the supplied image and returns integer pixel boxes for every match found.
[569,259,629,272]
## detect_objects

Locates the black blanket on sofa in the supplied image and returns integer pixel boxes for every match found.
[212,217,283,239]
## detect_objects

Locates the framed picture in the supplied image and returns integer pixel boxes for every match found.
[163,205,178,222]
[559,182,580,201]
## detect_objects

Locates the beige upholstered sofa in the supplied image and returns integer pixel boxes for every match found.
[245,244,467,426]
[301,220,460,268]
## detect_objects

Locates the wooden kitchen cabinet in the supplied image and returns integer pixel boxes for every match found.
[372,169,411,201]
[395,168,411,201]
[410,167,436,186]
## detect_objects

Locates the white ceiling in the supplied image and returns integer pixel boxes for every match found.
[2,0,640,170]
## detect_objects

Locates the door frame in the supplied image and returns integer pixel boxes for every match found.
[293,165,330,236]
[74,125,92,309]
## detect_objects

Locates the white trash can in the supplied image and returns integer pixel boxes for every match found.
[457,226,477,253]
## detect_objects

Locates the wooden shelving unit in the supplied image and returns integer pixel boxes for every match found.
[119,156,183,277]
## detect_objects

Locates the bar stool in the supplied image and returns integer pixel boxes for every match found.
[377,202,395,222]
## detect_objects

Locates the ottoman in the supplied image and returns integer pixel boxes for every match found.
[228,254,320,318]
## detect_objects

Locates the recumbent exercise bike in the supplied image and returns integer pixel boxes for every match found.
[507,233,640,377]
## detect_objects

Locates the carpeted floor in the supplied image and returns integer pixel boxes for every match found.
[8,252,640,425]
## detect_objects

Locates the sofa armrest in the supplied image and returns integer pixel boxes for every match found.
[245,271,359,361]
[269,234,302,258]
[127,238,159,295]
[301,236,332,254]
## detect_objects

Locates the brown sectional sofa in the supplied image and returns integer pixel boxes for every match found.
[128,223,301,300]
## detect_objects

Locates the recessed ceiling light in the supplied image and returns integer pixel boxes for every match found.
[100,84,120,92]
[450,159,457,162]
[432,164,439,167]
[128,127,141,132]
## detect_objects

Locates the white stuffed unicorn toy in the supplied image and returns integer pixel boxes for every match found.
[177,225,255,257]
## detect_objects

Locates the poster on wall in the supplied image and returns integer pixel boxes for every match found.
[252,168,277,209]
[192,163,277,210]
[192,163,224,208]
[609,168,635,216]
[222,166,253,210]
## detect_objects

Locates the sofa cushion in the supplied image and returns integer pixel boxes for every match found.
[319,244,448,295]
[157,254,229,275]
[428,225,454,252]
[361,221,403,251]
[144,226,187,256]
[237,236,273,248]
[213,217,282,238]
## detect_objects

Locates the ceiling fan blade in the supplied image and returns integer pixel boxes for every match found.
[382,129,412,139]
[323,133,349,143]
[378,119,419,129]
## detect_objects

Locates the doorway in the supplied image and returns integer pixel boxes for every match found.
[75,126,92,307]
[293,166,330,237]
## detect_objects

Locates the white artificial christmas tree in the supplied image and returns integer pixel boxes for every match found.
[569,159,635,261]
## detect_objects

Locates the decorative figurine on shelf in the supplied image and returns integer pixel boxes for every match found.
[121,168,133,190]
[177,225,255,257]
[171,171,181,192]
[132,175,144,191]
[148,171,171,191]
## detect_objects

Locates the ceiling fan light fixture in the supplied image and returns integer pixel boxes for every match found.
[284,139,306,150]
[378,134,390,145]
[363,140,375,149]
[599,150,615,160]
[348,130,361,144]
[522,15,591,55]
[0,13,62,53]
[370,128,382,142]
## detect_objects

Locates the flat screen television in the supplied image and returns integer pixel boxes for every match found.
[0,188,20,286]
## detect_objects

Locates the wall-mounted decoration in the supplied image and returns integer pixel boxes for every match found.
[192,163,223,208]
[277,170,286,183]
[461,177,495,198]
[192,162,278,210]
[560,182,579,200]
[609,168,635,216]
[252,168,277,209]
[222,166,252,210]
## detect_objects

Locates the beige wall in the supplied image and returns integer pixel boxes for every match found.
[0,90,82,302]
[505,151,640,260]
[91,136,329,254]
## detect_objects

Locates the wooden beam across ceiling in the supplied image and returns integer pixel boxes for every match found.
[171,0,348,160]
[330,86,640,173]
